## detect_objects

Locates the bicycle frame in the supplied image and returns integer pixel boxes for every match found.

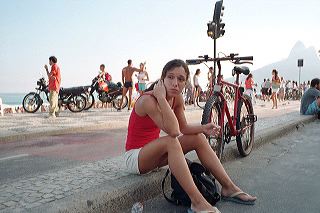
[214,74,241,136]
[214,63,242,137]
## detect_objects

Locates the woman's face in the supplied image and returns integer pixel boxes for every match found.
[163,66,187,97]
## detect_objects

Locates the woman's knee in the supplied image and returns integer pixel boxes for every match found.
[196,133,209,147]
[164,136,182,151]
[187,133,208,150]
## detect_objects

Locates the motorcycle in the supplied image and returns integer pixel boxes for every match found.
[23,77,87,113]
[83,77,128,110]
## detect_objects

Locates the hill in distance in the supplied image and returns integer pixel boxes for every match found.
[250,41,320,86]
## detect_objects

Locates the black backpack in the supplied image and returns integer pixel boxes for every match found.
[161,158,220,207]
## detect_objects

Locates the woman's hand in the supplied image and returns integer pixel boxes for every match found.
[153,80,166,100]
[203,123,221,137]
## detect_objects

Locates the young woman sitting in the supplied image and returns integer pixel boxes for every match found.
[124,59,256,212]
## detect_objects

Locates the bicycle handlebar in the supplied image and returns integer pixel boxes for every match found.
[186,54,253,65]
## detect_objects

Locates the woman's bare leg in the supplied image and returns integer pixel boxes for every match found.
[138,136,217,212]
[271,92,276,108]
[178,133,257,202]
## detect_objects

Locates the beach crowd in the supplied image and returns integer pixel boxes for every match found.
[0,63,318,117]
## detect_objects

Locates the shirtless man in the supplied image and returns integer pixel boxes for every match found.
[119,59,140,111]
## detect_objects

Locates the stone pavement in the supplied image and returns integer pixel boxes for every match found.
[0,100,306,143]
[0,100,316,212]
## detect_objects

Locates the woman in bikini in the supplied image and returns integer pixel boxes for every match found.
[124,59,256,212]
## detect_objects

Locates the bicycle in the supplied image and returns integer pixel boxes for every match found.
[186,53,257,160]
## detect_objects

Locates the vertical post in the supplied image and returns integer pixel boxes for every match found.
[299,67,301,87]
[213,37,217,86]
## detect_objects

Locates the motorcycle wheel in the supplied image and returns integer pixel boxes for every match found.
[83,93,95,110]
[22,92,42,113]
[67,94,86,112]
[112,94,128,110]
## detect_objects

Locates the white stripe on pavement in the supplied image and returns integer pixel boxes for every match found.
[0,154,29,161]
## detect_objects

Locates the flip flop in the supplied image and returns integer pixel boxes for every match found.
[187,207,220,213]
[221,191,256,205]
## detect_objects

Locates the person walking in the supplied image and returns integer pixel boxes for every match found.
[136,62,149,95]
[193,69,201,107]
[265,78,272,101]
[271,69,281,109]
[278,77,285,102]
[119,59,140,111]
[184,77,193,105]
[44,56,61,118]
[261,79,267,101]
[244,73,256,104]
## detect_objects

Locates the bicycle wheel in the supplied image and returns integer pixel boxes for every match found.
[197,89,211,109]
[201,95,225,160]
[236,94,255,156]
[67,94,86,112]
[22,92,42,113]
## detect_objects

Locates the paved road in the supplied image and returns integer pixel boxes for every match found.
[0,102,300,186]
[0,128,125,185]
[0,101,308,211]
[130,120,320,213]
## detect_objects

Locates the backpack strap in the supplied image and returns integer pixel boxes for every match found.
[161,169,180,205]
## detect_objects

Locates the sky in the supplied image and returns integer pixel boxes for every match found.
[1,0,320,93]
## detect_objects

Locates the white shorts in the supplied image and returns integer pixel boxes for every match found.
[124,148,142,174]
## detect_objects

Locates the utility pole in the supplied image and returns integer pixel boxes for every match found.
[297,59,303,86]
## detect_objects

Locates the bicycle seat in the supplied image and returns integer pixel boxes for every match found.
[233,66,250,75]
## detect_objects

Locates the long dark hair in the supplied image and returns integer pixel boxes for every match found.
[246,73,252,80]
[272,69,279,80]
[145,59,190,92]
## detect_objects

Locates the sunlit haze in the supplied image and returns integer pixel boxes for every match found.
[1,0,319,93]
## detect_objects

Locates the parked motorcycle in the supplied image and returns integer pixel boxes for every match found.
[83,77,128,110]
[23,77,87,113]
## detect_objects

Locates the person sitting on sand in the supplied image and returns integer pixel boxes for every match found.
[124,59,256,213]
[300,78,320,118]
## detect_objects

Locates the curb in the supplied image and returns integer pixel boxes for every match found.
[33,115,316,213]
[0,124,127,143]
[221,114,316,162]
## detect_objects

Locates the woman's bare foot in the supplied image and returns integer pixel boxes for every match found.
[221,185,257,203]
[191,201,220,213]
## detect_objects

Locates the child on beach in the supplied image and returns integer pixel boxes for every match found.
[124,59,256,212]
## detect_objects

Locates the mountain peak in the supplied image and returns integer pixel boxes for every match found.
[288,41,306,59]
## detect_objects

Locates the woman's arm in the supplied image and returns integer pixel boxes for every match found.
[174,95,203,134]
[136,81,180,137]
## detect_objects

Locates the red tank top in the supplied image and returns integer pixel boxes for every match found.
[125,94,175,151]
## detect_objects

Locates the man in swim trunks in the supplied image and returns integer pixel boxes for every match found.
[119,59,140,111]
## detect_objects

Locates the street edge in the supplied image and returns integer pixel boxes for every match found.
[35,115,316,213]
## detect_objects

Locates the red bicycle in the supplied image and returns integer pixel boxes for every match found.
[186,54,257,160]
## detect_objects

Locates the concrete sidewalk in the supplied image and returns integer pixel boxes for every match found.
[0,100,305,143]
[0,100,316,212]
